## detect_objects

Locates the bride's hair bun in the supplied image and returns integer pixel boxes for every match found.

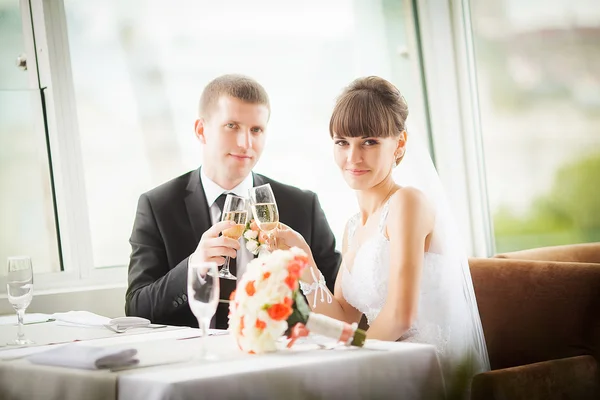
[329,76,409,140]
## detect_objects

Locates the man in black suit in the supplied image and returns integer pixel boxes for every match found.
[125,74,341,329]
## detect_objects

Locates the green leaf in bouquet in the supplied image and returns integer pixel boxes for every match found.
[294,289,311,318]
[285,290,311,336]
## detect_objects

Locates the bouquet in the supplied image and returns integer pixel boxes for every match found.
[228,247,366,354]
[243,219,269,256]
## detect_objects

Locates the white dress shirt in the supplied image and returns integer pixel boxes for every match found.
[200,168,254,279]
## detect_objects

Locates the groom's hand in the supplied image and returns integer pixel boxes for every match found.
[190,220,240,266]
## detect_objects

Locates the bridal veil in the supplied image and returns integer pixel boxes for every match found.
[392,125,491,382]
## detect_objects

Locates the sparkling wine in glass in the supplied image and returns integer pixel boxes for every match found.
[248,183,280,249]
[219,194,248,280]
[187,261,219,359]
[6,256,34,346]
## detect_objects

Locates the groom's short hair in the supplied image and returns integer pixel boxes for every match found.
[330,76,408,139]
[199,74,271,118]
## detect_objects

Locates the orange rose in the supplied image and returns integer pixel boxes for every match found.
[287,259,305,279]
[246,281,256,296]
[255,319,266,330]
[267,302,293,321]
[295,254,309,263]
[285,275,297,291]
[262,271,271,280]
[229,289,237,301]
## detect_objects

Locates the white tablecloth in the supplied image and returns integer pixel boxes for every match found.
[119,336,444,400]
[0,319,185,349]
[0,322,187,400]
[0,324,444,400]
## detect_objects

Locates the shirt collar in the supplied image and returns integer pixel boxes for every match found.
[200,168,254,207]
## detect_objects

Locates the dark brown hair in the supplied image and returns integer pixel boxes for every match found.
[199,74,270,118]
[329,76,408,138]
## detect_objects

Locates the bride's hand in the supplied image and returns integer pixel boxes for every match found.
[268,223,311,256]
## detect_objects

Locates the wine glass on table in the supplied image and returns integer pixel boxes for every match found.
[248,184,280,251]
[219,194,248,280]
[187,261,219,359]
[6,256,34,346]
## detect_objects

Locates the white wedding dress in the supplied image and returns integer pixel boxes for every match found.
[342,198,488,389]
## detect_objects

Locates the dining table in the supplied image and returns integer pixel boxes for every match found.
[0,320,445,399]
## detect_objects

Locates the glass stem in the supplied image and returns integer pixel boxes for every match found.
[222,256,230,274]
[16,309,25,341]
[199,318,208,358]
[270,232,277,250]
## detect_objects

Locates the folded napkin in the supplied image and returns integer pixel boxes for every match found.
[28,344,138,370]
[52,311,150,330]
[52,311,111,328]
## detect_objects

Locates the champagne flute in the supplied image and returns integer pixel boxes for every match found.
[219,194,248,280]
[248,184,280,250]
[6,256,34,346]
[187,261,219,359]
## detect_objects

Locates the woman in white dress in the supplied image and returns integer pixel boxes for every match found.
[272,76,490,391]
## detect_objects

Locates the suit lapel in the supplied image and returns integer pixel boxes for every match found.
[252,172,265,188]
[185,167,212,244]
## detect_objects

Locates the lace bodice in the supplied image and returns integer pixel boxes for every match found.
[341,199,456,359]
[341,201,392,326]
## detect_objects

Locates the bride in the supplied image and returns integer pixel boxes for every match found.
[272,76,490,391]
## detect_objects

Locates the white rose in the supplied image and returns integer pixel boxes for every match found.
[290,247,308,259]
[246,240,259,253]
[244,230,258,240]
[252,332,278,353]
[257,245,271,258]
[266,319,288,340]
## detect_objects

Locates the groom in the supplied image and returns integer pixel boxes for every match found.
[125,74,341,329]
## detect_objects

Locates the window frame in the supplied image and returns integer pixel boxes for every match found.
[413,0,494,257]
[0,0,129,298]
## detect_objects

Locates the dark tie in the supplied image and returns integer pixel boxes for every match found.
[214,192,237,329]
[214,193,228,218]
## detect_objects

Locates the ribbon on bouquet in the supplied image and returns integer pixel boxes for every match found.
[287,313,364,348]
[299,267,333,308]
[287,323,310,348]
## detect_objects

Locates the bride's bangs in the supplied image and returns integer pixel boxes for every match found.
[329,92,395,139]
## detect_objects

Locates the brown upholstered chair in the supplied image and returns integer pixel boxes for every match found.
[494,242,600,264]
[469,253,600,399]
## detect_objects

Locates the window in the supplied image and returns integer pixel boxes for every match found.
[61,0,426,268]
[0,0,61,274]
[470,0,600,252]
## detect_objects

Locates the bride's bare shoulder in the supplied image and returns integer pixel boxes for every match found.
[390,186,429,206]
[388,187,435,227]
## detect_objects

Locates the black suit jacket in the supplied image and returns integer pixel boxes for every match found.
[125,168,341,327]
